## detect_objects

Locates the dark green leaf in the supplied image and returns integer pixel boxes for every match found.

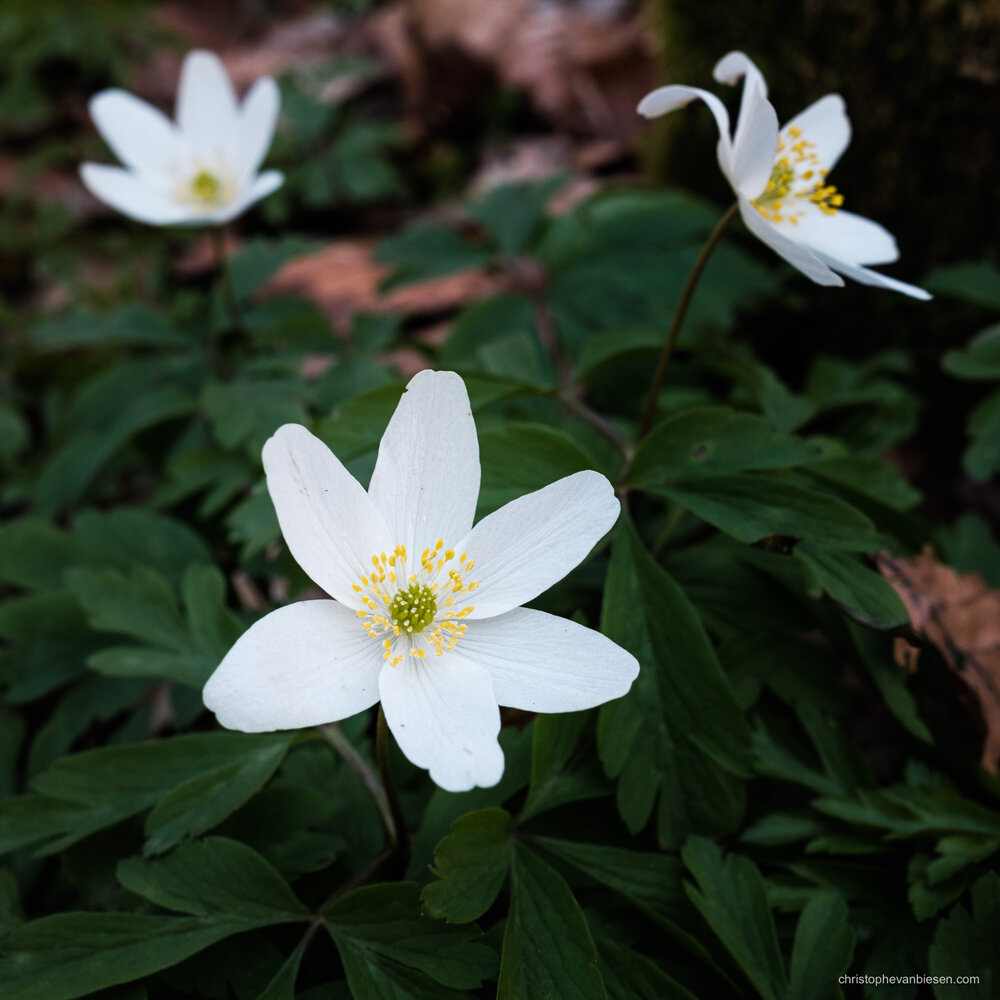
[794,544,909,628]
[143,735,290,855]
[597,940,700,1000]
[497,842,606,1000]
[788,891,855,1000]
[682,835,786,1000]
[598,516,750,845]
[421,807,511,923]
[926,262,1000,312]
[0,913,247,1000]
[325,882,497,990]
[943,324,1000,380]
[117,837,308,922]
[627,407,821,485]
[929,871,999,999]
[660,473,882,550]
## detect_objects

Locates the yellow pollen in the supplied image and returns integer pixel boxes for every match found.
[752,128,845,224]
[353,540,479,662]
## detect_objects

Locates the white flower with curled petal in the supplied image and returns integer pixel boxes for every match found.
[80,50,283,226]
[638,51,929,299]
[203,370,639,792]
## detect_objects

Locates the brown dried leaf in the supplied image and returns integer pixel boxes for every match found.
[878,547,1000,772]
[371,0,658,140]
[262,237,502,330]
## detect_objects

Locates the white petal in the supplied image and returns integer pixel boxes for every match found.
[458,470,619,620]
[737,195,844,287]
[457,608,638,712]
[367,371,480,561]
[379,655,503,792]
[79,163,191,225]
[203,600,383,731]
[714,51,769,99]
[819,257,932,300]
[781,94,850,175]
[712,51,778,197]
[791,206,899,266]
[89,90,184,180]
[212,170,284,223]
[176,50,239,160]
[637,84,735,185]
[728,76,779,200]
[263,424,392,608]
[238,77,281,178]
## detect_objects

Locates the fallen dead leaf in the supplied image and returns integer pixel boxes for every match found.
[370,0,657,141]
[263,237,502,331]
[878,547,1000,772]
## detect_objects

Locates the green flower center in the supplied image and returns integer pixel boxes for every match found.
[389,583,438,634]
[190,170,222,204]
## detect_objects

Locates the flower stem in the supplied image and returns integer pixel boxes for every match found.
[317,722,394,841]
[638,201,739,439]
[209,226,244,333]
[376,705,408,852]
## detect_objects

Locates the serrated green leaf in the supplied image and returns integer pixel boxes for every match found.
[627,407,821,485]
[478,421,600,515]
[31,304,191,350]
[0,913,248,1000]
[943,323,1000,380]
[497,842,606,1000]
[227,236,315,301]
[0,733,293,856]
[660,472,881,550]
[788,891,854,1000]
[795,544,909,629]
[929,871,999,999]
[597,515,750,845]
[440,294,534,367]
[421,807,511,923]
[964,388,1000,480]
[466,177,566,257]
[202,378,308,454]
[253,935,311,1000]
[144,736,290,855]
[682,835,786,1000]
[118,837,308,922]
[376,222,492,291]
[926,262,1000,312]
[532,836,686,921]
[597,939,700,1000]
[325,882,497,990]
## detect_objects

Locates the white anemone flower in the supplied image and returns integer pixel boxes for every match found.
[638,51,929,299]
[80,50,283,226]
[203,370,639,792]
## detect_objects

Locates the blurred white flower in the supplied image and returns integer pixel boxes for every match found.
[80,50,283,226]
[203,370,638,792]
[638,51,929,299]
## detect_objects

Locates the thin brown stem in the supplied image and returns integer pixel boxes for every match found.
[557,390,632,461]
[317,722,394,840]
[532,300,632,462]
[638,202,739,439]
[376,705,408,852]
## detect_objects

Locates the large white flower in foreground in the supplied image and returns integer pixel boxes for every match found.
[80,50,282,226]
[203,371,639,792]
[638,51,929,299]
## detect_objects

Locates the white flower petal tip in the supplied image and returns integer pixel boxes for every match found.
[207,370,634,792]
[713,51,768,96]
[638,54,926,298]
[81,49,281,227]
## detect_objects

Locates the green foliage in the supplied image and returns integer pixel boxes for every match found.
[2,27,998,999]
